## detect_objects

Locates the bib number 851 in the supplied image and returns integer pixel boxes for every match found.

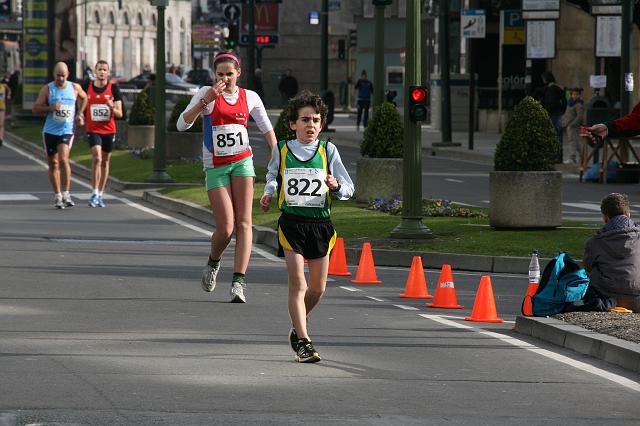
[216,132,244,148]
[287,178,323,197]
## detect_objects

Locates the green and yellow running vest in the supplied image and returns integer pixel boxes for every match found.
[276,140,332,218]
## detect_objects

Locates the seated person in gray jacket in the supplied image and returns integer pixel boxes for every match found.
[583,193,640,311]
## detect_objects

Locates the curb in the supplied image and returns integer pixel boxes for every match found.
[142,191,545,274]
[514,315,640,374]
[5,132,199,191]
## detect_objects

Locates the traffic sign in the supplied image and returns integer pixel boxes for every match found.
[461,9,486,39]
[224,4,241,23]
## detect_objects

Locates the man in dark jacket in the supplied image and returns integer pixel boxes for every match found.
[583,193,640,311]
[541,71,566,160]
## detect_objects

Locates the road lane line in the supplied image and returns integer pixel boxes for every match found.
[0,194,39,201]
[445,178,464,183]
[419,314,640,393]
[339,286,362,292]
[366,296,386,302]
[393,304,420,311]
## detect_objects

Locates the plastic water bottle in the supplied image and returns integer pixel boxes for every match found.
[529,249,540,284]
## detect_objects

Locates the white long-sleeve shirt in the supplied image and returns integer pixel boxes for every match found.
[177,86,273,134]
[264,139,354,200]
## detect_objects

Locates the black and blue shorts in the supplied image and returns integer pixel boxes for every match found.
[43,132,74,157]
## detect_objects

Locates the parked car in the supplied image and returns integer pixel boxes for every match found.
[184,68,214,87]
[119,72,198,102]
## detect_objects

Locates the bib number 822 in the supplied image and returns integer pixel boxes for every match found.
[216,132,245,148]
[287,178,323,197]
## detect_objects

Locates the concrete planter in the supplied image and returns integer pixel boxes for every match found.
[127,125,155,150]
[115,121,128,147]
[489,171,562,228]
[355,158,403,204]
[166,131,202,160]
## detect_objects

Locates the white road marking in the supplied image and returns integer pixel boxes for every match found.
[366,296,386,302]
[435,313,515,324]
[420,314,640,393]
[445,178,464,183]
[422,172,489,177]
[0,194,39,201]
[339,286,362,292]
[563,202,602,212]
[393,304,420,311]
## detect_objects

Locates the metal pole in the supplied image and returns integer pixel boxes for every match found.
[147,3,172,183]
[373,2,385,108]
[390,0,433,239]
[620,0,632,116]
[439,0,452,143]
[498,10,504,133]
[247,0,255,90]
[468,37,475,150]
[321,0,328,92]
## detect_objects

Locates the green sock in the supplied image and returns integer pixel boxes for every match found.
[208,257,220,268]
[232,272,246,284]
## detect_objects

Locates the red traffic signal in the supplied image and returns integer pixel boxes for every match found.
[410,87,428,103]
[408,85,428,122]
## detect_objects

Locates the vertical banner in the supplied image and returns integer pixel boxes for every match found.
[23,0,49,110]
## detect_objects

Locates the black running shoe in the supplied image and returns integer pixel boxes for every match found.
[295,338,321,363]
[288,328,298,353]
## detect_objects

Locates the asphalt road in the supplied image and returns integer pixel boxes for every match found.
[1,140,640,424]
[252,114,640,223]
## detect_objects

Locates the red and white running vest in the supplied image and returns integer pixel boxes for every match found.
[86,81,116,134]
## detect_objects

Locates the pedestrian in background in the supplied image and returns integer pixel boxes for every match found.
[260,90,354,362]
[583,193,640,312]
[540,71,566,159]
[560,87,584,164]
[32,62,87,209]
[82,60,123,208]
[278,69,298,105]
[354,70,373,131]
[178,52,277,303]
[0,77,11,147]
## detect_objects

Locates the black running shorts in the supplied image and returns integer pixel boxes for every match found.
[277,213,337,259]
[87,133,116,153]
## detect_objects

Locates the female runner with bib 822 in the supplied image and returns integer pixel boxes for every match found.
[177,52,277,303]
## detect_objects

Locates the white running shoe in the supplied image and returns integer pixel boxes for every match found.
[62,192,75,207]
[230,282,246,303]
[201,261,220,292]
[88,194,99,207]
[54,194,65,209]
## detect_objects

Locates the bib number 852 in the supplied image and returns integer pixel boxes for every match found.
[287,178,323,197]
[216,132,245,148]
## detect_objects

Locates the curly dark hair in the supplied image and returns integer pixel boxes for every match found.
[600,193,630,218]
[286,90,328,127]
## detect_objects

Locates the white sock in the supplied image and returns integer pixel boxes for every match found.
[55,192,62,198]
[99,191,104,197]
[62,190,70,197]
[93,188,99,195]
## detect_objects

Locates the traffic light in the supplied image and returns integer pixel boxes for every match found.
[338,39,346,60]
[348,29,357,48]
[226,23,239,49]
[408,86,428,122]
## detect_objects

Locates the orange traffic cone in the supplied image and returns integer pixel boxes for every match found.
[400,256,433,299]
[465,276,504,323]
[328,237,351,276]
[426,264,463,309]
[350,242,382,284]
[521,282,539,316]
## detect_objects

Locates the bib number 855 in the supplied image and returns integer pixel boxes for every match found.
[287,178,323,197]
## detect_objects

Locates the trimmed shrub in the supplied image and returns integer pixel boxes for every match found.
[128,88,155,125]
[168,95,202,132]
[361,102,403,158]
[274,105,296,142]
[494,96,560,171]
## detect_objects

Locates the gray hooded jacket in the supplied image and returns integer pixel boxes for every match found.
[583,219,640,297]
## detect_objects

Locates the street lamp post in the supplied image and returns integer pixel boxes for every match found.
[147,0,172,183]
[620,0,632,116]
[390,0,433,239]
[372,0,386,108]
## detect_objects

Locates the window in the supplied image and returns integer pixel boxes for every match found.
[109,11,115,25]
[137,13,143,26]
[94,10,100,24]
[123,12,129,25]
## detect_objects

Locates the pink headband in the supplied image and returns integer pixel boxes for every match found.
[214,53,240,66]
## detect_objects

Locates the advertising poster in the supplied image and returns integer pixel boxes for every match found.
[22,0,48,110]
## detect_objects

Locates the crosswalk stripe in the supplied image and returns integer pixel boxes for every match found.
[0,194,39,201]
